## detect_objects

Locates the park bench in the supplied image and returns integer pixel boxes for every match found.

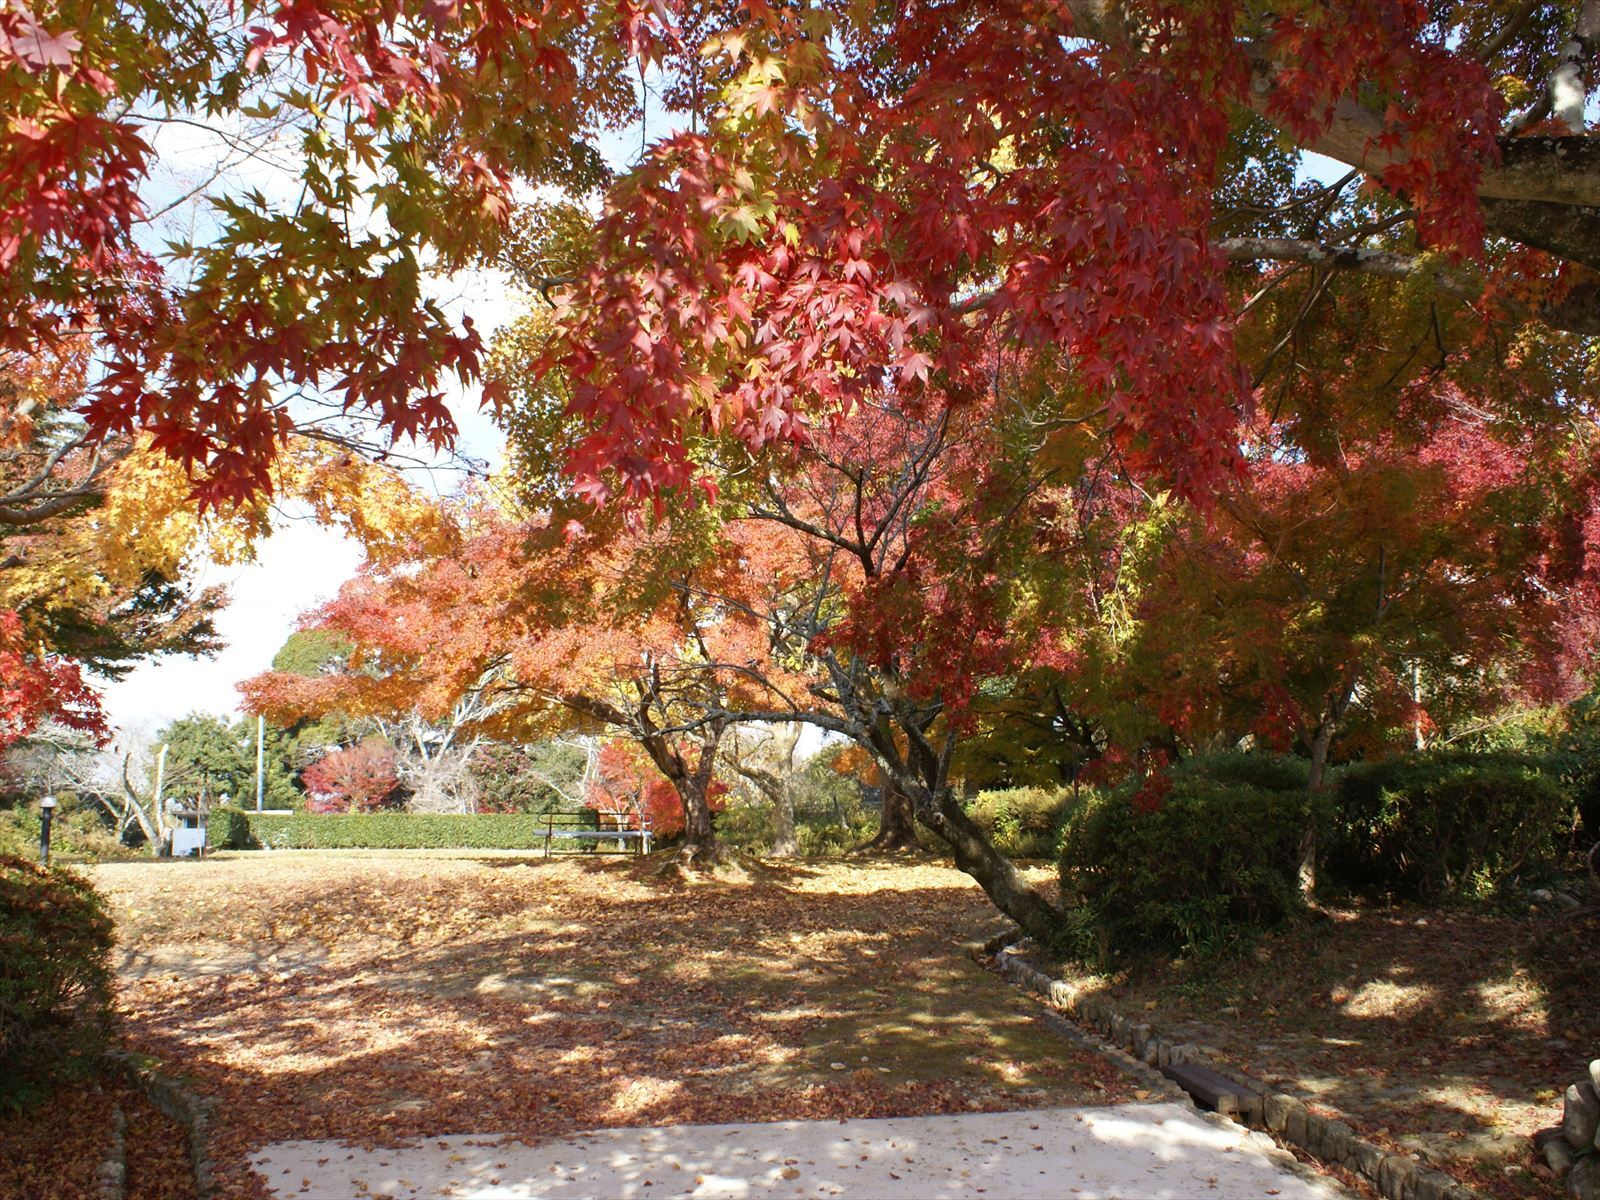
[540,811,654,858]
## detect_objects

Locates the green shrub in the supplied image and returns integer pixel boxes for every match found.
[966,786,1072,859]
[1324,752,1573,901]
[0,805,126,862]
[0,856,115,1112]
[208,808,587,850]
[1171,750,1311,794]
[796,810,879,856]
[712,800,777,852]
[1059,776,1309,958]
[206,806,256,850]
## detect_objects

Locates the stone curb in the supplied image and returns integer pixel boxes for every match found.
[94,1102,126,1200]
[106,1050,217,1200]
[965,936,1344,1197]
[974,933,1487,1200]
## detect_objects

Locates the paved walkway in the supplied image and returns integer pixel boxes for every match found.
[252,1102,1342,1199]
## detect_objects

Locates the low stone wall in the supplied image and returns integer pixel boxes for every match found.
[94,1103,126,1200]
[107,1050,217,1200]
[980,933,1486,1200]
[1534,1062,1600,1199]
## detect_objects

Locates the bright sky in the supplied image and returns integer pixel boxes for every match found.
[96,76,663,742]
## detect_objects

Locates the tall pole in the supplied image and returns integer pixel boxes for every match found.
[38,796,56,865]
[154,743,169,855]
[256,713,265,812]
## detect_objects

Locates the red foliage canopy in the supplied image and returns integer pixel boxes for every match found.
[0,609,105,753]
[301,738,401,812]
[8,0,1571,513]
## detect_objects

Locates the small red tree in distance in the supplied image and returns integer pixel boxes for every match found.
[584,738,727,839]
[301,738,400,813]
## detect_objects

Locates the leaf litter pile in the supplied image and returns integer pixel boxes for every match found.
[88,851,1136,1199]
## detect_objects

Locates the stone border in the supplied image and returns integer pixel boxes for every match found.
[94,1102,126,1200]
[975,932,1486,1200]
[107,1050,218,1200]
[965,932,1342,1199]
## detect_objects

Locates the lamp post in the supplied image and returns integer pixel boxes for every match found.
[38,795,57,865]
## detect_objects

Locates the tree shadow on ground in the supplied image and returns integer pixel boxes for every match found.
[98,855,1128,1199]
[1042,886,1600,1200]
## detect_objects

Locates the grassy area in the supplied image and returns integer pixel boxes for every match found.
[1042,893,1600,1200]
[91,851,1135,1199]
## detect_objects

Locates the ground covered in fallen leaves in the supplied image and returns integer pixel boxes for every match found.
[0,1073,195,1200]
[89,851,1136,1199]
[1046,892,1600,1200]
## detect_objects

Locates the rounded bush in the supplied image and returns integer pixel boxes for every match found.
[1170,750,1311,794]
[0,855,116,1111]
[1058,775,1309,957]
[1325,752,1573,900]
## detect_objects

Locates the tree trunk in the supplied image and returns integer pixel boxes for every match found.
[855,781,919,852]
[770,782,799,858]
[1300,726,1334,901]
[915,788,1064,945]
[676,773,719,862]
[654,721,728,869]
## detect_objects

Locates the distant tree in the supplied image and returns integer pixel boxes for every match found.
[153,713,298,809]
[474,740,592,815]
[156,715,244,805]
[270,630,354,677]
[721,724,802,858]
[302,739,400,813]
[241,498,794,866]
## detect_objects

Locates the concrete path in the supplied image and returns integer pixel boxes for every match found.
[252,1102,1342,1199]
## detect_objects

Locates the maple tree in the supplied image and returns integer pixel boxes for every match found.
[0,316,466,752]
[0,0,675,504]
[586,736,728,837]
[1041,408,1600,892]
[547,0,1600,510]
[302,737,401,812]
[491,358,1099,933]
[0,1,1593,509]
[0,608,101,753]
[9,0,1600,940]
[241,489,792,862]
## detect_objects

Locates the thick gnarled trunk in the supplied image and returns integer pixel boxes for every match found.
[648,717,728,868]
[676,772,719,862]
[913,786,1065,945]
[856,781,920,853]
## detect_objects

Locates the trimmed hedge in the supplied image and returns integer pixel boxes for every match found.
[1059,773,1310,958]
[1324,752,1573,900]
[0,856,115,1112]
[208,808,597,850]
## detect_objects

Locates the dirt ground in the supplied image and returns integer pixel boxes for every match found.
[86,851,1140,1200]
[1042,895,1600,1200]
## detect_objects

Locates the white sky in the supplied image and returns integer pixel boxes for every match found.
[95,73,664,741]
